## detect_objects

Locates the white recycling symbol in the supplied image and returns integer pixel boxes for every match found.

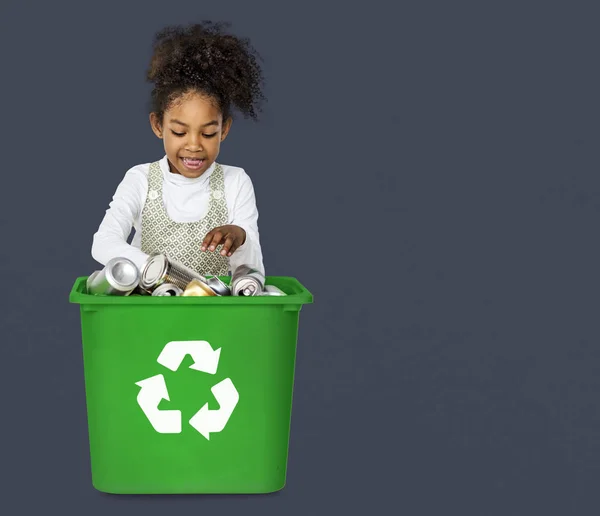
[134,340,239,440]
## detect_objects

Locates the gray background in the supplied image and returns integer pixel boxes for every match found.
[0,0,598,514]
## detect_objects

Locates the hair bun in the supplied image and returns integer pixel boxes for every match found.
[146,21,266,121]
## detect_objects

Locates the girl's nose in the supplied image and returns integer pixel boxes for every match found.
[186,134,203,151]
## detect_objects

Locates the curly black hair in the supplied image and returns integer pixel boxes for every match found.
[146,21,266,123]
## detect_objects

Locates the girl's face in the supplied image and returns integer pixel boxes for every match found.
[150,91,232,179]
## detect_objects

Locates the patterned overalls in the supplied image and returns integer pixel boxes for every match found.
[140,161,230,276]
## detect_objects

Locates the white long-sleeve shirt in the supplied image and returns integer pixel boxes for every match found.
[91,155,264,276]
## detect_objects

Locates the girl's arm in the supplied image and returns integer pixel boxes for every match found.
[228,172,265,277]
[91,168,150,272]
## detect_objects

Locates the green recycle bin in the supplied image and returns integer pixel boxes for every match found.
[69,275,313,494]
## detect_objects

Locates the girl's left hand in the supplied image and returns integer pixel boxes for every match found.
[201,225,247,257]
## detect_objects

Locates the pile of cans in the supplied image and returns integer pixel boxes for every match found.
[86,253,286,297]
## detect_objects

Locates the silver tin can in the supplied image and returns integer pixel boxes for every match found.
[231,264,265,296]
[140,253,205,293]
[152,283,183,296]
[86,257,140,296]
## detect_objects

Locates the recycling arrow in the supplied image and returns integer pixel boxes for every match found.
[189,378,239,440]
[157,340,221,374]
[135,374,181,433]
[135,340,238,439]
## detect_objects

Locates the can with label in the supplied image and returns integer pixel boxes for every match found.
[151,283,183,296]
[140,253,205,293]
[231,264,265,296]
[86,257,140,296]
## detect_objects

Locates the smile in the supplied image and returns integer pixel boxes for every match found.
[181,157,205,170]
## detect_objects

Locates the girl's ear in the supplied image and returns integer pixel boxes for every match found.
[220,117,233,142]
[149,113,163,139]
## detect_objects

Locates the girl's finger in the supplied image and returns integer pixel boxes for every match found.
[201,229,218,251]
[208,231,224,251]
[220,235,235,256]
[226,236,243,257]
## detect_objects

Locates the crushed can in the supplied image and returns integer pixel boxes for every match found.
[182,278,217,297]
[140,253,204,293]
[204,276,231,296]
[86,257,140,296]
[231,264,265,296]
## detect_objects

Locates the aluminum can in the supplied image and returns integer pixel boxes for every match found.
[86,271,101,292]
[140,253,205,293]
[86,257,140,296]
[231,264,265,296]
[258,285,287,296]
[151,283,183,296]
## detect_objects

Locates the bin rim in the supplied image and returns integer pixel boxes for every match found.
[69,275,313,306]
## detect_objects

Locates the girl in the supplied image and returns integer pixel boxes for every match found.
[91,22,266,278]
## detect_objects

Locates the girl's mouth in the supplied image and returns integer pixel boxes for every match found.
[181,157,205,170]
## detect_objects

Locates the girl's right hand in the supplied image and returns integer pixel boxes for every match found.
[201,225,246,257]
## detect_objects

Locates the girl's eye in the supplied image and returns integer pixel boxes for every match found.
[170,131,217,138]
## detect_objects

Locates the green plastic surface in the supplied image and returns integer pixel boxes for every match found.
[69,275,313,494]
